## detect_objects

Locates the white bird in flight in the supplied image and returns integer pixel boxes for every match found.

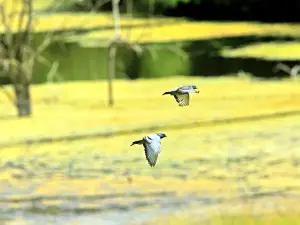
[162,85,199,106]
[130,133,167,167]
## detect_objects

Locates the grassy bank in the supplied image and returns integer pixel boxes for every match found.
[143,206,300,225]
[1,77,300,224]
[221,41,300,61]
[1,76,300,144]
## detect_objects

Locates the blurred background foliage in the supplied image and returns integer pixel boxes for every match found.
[1,0,300,224]
[1,0,300,85]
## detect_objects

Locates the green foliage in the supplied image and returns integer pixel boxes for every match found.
[139,45,190,78]
[142,0,194,7]
[61,0,201,13]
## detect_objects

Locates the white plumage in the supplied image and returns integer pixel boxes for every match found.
[143,134,161,166]
[130,133,167,167]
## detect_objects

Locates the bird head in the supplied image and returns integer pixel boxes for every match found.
[157,133,167,139]
[192,85,199,93]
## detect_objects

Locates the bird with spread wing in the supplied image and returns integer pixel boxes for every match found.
[162,85,199,106]
[130,133,167,167]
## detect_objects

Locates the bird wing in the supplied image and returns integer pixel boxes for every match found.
[143,133,155,144]
[165,87,180,94]
[130,139,144,146]
[174,94,190,106]
[178,85,191,90]
[173,87,180,91]
[142,135,161,167]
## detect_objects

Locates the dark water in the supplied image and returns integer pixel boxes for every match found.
[163,0,300,23]
[185,36,297,78]
[0,34,297,85]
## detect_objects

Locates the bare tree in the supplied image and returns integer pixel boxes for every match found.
[107,0,142,106]
[0,0,34,117]
[107,0,185,106]
[0,0,55,117]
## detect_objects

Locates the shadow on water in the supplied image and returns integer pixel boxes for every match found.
[184,36,299,79]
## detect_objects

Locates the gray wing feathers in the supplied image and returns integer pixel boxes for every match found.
[166,85,197,95]
[174,94,189,106]
[178,86,197,93]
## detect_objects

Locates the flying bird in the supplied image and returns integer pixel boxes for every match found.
[130,133,167,167]
[162,85,199,106]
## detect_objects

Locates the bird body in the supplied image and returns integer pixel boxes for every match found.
[130,133,167,167]
[163,85,199,106]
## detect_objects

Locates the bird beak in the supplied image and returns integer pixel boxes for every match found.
[162,92,167,95]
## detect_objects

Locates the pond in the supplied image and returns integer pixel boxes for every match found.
[0,34,297,85]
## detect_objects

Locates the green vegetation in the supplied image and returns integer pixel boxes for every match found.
[3,4,300,83]
[1,0,54,14]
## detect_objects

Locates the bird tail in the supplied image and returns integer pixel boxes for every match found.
[162,91,171,95]
[130,140,144,146]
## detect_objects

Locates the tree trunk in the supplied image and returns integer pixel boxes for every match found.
[108,44,117,107]
[14,82,31,117]
[13,39,32,117]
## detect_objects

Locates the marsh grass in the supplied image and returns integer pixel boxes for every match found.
[1,77,300,223]
[2,7,300,44]
[221,41,300,60]
[140,196,300,224]
[144,211,300,225]
[0,10,180,33]
[1,76,300,144]
[74,22,300,44]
